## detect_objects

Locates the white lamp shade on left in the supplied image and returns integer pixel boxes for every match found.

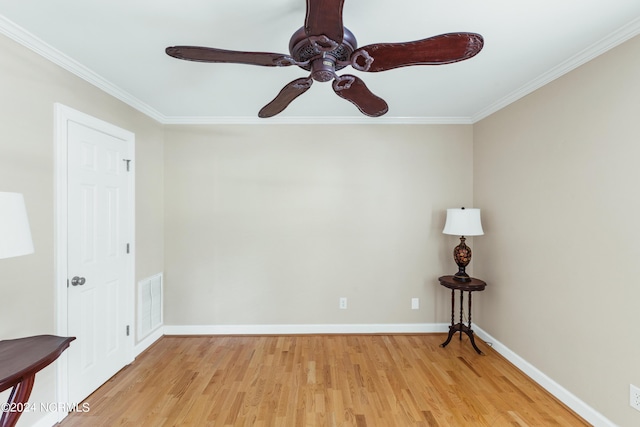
[442,208,484,237]
[0,192,34,259]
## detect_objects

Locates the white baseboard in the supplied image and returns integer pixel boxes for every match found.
[134,326,164,357]
[163,323,450,336]
[473,324,614,427]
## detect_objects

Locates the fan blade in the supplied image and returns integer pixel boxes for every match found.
[350,33,483,72]
[166,46,301,67]
[259,77,314,118]
[305,0,345,50]
[332,75,388,117]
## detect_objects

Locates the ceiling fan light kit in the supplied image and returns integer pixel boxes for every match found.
[166,0,483,118]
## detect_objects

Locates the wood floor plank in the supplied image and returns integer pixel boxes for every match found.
[58,334,589,427]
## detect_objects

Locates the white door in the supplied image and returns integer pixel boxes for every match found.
[66,119,133,404]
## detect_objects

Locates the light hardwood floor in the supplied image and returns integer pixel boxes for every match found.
[59,334,589,426]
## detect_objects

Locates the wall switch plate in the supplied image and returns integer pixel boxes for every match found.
[411,298,419,310]
[339,297,347,309]
[631,384,640,411]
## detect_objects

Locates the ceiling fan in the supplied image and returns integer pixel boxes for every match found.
[166,0,484,118]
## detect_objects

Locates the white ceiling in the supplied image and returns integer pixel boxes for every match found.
[1,0,639,124]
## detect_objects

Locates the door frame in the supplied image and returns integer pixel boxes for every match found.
[53,103,135,416]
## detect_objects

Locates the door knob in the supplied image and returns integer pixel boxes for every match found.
[71,276,86,286]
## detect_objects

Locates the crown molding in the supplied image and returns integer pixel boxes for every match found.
[471,16,640,123]
[0,14,167,123]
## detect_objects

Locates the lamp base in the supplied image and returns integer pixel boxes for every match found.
[452,236,472,282]
[453,272,471,282]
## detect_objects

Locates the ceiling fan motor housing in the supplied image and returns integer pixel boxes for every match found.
[289,26,357,82]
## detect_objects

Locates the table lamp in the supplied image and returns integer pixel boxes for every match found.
[0,192,34,260]
[442,207,483,282]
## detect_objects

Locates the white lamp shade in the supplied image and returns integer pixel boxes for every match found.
[0,192,34,259]
[442,208,484,236]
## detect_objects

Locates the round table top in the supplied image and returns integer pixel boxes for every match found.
[438,275,486,291]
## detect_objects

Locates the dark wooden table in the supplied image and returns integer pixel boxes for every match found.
[0,335,75,427]
[438,275,487,354]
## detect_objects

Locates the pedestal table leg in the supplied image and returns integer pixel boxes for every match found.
[459,290,464,340]
[467,292,483,355]
[440,289,456,348]
[0,375,36,427]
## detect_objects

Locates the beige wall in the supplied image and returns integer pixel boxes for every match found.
[474,35,640,426]
[0,33,164,425]
[163,124,473,326]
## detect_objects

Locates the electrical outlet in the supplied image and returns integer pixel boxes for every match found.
[411,298,419,310]
[339,297,347,309]
[631,384,640,411]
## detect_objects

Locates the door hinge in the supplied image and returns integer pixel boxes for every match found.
[123,159,131,172]
[126,325,130,336]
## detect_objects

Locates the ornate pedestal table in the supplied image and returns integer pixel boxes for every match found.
[438,275,486,355]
